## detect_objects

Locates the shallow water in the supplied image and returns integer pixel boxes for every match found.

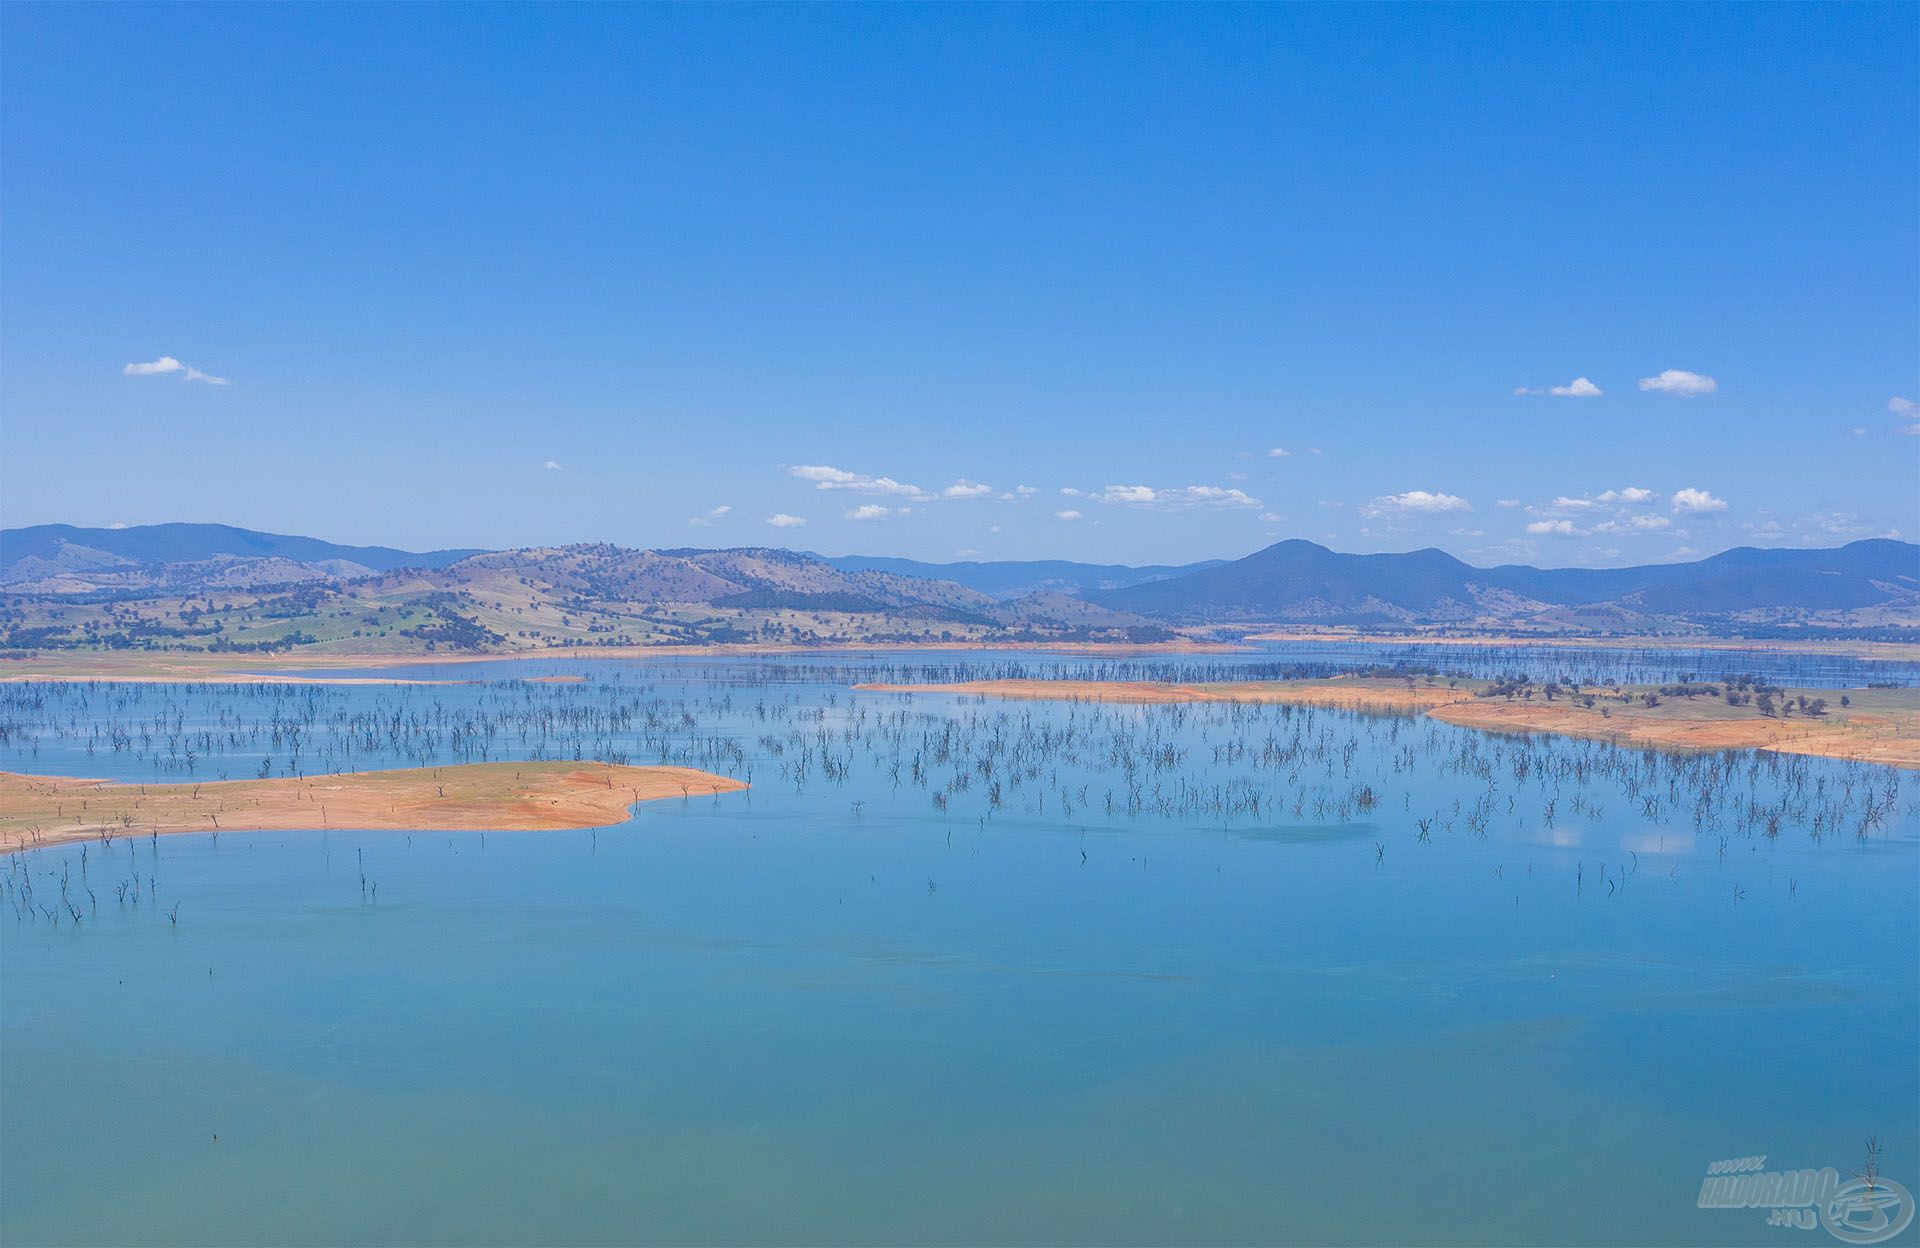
[3,648,1915,1246]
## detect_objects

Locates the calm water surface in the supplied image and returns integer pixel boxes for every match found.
[3,648,1915,1246]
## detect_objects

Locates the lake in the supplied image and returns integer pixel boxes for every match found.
[3,647,1915,1246]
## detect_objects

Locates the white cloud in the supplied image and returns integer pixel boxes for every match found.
[1525,519,1579,535]
[123,355,229,385]
[1515,377,1602,397]
[1014,485,1038,497]
[1595,486,1654,504]
[687,505,731,527]
[844,504,892,521]
[1495,499,1521,509]
[1671,487,1727,514]
[941,479,994,500]
[1889,397,1917,417]
[790,465,857,484]
[1072,484,1264,511]
[1593,514,1671,534]
[1258,512,1285,522]
[789,465,930,500]
[1638,369,1717,397]
[765,513,808,528]
[108,521,128,530]
[1267,447,1292,458]
[1055,509,1083,521]
[543,460,563,471]
[1361,490,1472,518]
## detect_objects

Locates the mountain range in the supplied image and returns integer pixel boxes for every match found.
[1,523,1914,652]
[1091,537,1920,627]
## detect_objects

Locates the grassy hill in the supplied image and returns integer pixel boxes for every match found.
[3,524,1914,655]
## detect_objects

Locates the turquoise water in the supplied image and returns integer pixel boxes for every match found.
[3,651,1915,1246]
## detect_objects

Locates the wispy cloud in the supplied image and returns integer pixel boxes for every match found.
[1055,509,1083,521]
[1638,369,1717,397]
[1266,447,1292,457]
[1525,519,1579,535]
[123,355,229,385]
[1360,490,1471,517]
[1062,484,1263,512]
[543,460,563,471]
[1892,397,1919,435]
[687,505,731,527]
[1536,496,1599,513]
[765,513,807,528]
[1671,487,1727,514]
[1514,376,1602,397]
[843,504,892,521]
[789,465,931,500]
[1595,486,1654,503]
[1593,514,1671,533]
[941,479,994,499]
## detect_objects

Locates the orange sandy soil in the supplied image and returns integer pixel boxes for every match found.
[861,679,1920,768]
[0,638,1245,685]
[0,761,747,854]
[1428,698,1920,767]
[1237,628,1920,663]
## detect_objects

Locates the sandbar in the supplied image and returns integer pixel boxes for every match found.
[0,761,747,854]
[858,678,1920,768]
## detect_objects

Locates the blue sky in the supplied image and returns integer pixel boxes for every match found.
[2,3,1915,567]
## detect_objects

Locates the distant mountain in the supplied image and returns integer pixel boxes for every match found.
[1095,538,1920,625]
[1481,539,1920,612]
[0,523,483,580]
[447,544,1000,617]
[821,554,1224,599]
[0,538,1173,652]
[4,522,1914,651]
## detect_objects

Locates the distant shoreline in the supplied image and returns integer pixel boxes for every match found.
[0,639,1248,684]
[0,631,1912,685]
[1237,628,1920,662]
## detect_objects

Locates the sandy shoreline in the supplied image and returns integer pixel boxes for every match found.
[858,678,1920,768]
[1237,628,1920,663]
[2,630,1909,685]
[0,761,747,854]
[0,638,1247,685]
